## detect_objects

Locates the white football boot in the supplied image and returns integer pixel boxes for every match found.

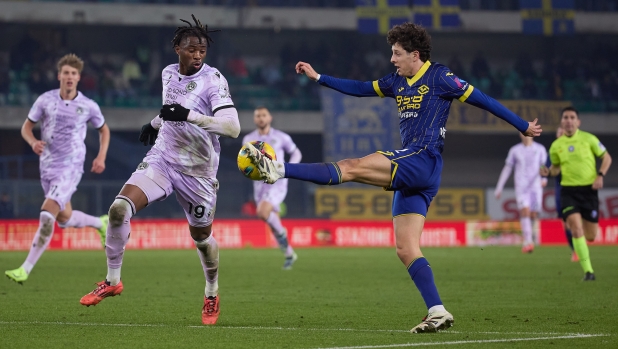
[410,310,454,333]
[243,142,284,184]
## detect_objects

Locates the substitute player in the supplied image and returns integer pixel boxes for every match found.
[5,54,110,284]
[79,15,240,325]
[242,107,302,269]
[541,107,611,281]
[494,133,548,253]
[244,23,541,333]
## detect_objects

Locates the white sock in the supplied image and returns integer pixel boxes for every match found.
[275,161,285,177]
[106,267,121,286]
[520,216,533,245]
[206,280,219,298]
[22,261,34,274]
[428,305,446,314]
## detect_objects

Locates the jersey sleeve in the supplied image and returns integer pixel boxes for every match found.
[282,133,297,153]
[88,102,106,129]
[206,71,235,113]
[27,95,45,123]
[437,69,474,101]
[505,147,516,167]
[549,142,560,166]
[372,73,399,98]
[587,133,607,158]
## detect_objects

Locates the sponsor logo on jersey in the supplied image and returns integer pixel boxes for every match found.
[568,145,575,152]
[399,111,418,119]
[186,81,197,92]
[137,162,149,170]
[398,87,405,92]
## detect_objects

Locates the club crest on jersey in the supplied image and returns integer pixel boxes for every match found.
[569,145,575,152]
[186,81,197,92]
[137,162,149,170]
[76,107,83,115]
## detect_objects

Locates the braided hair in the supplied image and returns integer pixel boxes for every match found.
[171,14,220,48]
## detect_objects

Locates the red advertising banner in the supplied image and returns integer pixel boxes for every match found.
[2,218,614,251]
[0,219,467,251]
[540,219,618,245]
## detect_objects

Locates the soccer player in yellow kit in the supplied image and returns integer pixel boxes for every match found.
[542,107,612,281]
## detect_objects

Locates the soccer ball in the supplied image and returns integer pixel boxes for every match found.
[237,141,277,180]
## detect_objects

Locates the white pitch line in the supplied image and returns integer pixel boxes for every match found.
[313,334,609,349]
[0,321,608,338]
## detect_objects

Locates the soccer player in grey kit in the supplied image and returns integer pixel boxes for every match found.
[80,16,240,326]
[5,54,110,285]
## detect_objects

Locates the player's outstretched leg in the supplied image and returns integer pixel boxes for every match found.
[195,235,220,325]
[58,210,109,248]
[80,198,133,305]
[5,211,56,284]
[245,142,285,184]
[244,142,343,186]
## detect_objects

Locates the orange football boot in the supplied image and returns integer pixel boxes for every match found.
[80,280,124,306]
[202,295,220,325]
[521,243,534,254]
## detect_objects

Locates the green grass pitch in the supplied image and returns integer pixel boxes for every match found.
[1,246,617,348]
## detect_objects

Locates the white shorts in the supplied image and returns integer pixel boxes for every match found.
[41,171,82,211]
[127,155,219,227]
[253,181,287,212]
[516,188,542,212]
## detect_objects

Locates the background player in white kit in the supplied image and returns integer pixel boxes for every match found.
[5,54,110,284]
[80,16,240,326]
[242,107,302,269]
[495,133,548,253]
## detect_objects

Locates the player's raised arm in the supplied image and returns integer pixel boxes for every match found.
[296,61,379,97]
[438,71,541,136]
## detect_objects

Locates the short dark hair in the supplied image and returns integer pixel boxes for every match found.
[171,14,219,49]
[561,106,579,116]
[386,23,432,61]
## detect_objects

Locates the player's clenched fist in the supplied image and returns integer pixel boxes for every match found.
[30,140,46,155]
[295,62,319,81]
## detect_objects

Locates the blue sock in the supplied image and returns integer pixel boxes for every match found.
[407,257,442,309]
[566,228,574,251]
[283,163,342,185]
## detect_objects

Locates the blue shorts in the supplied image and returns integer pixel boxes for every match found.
[377,146,442,218]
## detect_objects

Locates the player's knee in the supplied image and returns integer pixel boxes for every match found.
[190,226,212,242]
[109,199,132,228]
[256,210,269,221]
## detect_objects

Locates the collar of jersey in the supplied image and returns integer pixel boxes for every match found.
[406,61,431,87]
[565,129,580,138]
[57,89,81,102]
[177,63,206,79]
